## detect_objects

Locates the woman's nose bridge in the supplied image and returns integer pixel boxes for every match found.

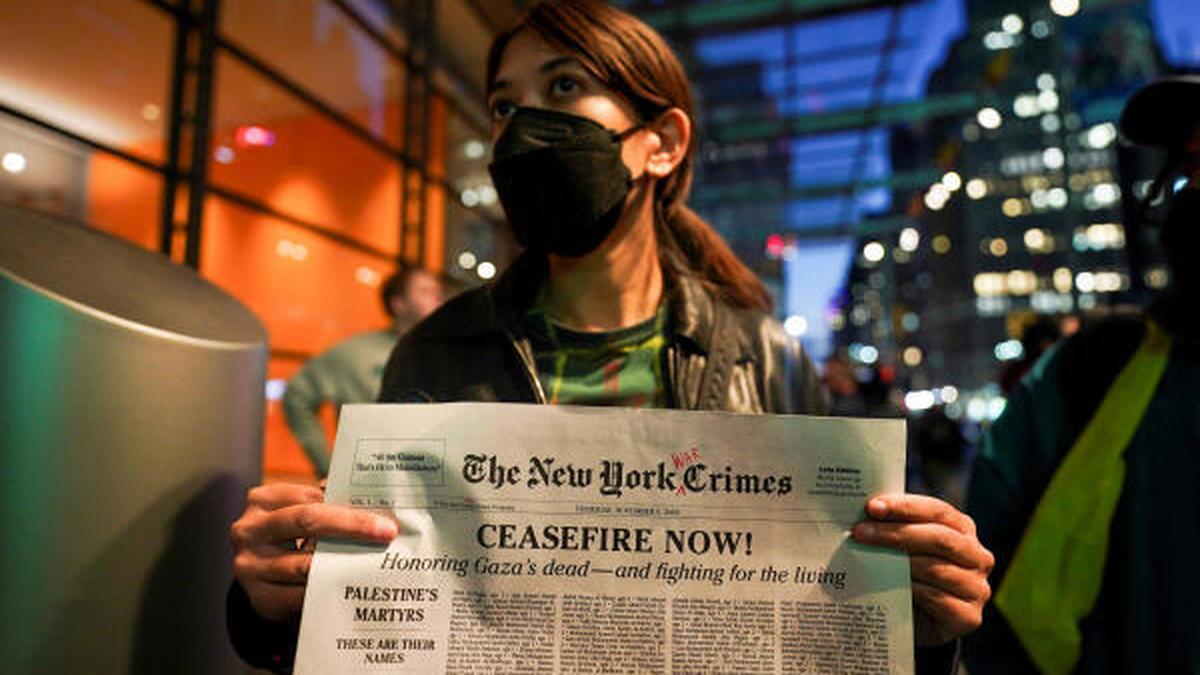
[517,90,546,109]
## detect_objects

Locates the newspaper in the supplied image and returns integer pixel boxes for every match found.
[295,403,913,674]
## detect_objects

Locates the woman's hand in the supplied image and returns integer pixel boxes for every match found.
[852,494,994,646]
[230,483,398,622]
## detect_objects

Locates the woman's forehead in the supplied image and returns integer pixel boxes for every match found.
[493,32,574,84]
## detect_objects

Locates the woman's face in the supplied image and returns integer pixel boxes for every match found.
[487,30,657,176]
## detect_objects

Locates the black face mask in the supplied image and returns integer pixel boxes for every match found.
[488,107,643,257]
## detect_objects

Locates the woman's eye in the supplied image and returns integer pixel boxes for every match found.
[491,100,516,120]
[550,76,579,97]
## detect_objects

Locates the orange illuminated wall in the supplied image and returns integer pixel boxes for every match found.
[86,148,164,252]
[201,197,397,353]
[207,109,402,258]
[85,91,450,479]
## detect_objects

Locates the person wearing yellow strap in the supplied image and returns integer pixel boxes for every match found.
[964,76,1200,674]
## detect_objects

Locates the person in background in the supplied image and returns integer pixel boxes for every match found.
[965,76,1200,675]
[823,353,865,416]
[858,363,903,418]
[909,406,969,509]
[282,266,444,475]
[996,315,1062,395]
[228,3,993,672]
[825,354,904,419]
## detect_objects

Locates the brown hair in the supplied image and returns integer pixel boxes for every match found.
[486,0,772,312]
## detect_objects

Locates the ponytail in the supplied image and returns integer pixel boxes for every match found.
[658,204,773,313]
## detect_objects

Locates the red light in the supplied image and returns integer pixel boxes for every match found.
[878,364,896,384]
[235,125,276,148]
[765,234,785,259]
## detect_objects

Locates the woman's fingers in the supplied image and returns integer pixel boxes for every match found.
[234,548,314,586]
[854,494,994,572]
[909,554,992,604]
[232,503,397,550]
[230,483,399,624]
[852,520,991,570]
[912,579,984,639]
[852,494,993,645]
[244,483,325,513]
[865,494,976,535]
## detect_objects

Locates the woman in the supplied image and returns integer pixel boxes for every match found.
[228,1,993,670]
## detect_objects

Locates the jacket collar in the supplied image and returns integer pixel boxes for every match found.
[665,269,717,355]
[432,250,750,359]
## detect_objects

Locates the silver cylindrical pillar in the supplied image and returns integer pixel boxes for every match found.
[0,204,267,674]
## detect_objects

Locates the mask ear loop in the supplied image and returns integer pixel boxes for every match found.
[613,122,646,142]
[614,106,669,142]
[612,118,654,188]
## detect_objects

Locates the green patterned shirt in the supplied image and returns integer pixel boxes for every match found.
[525,305,668,408]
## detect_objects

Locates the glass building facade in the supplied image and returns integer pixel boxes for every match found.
[0,0,521,479]
[617,0,1198,420]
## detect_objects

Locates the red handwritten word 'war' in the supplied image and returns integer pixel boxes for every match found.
[672,448,701,495]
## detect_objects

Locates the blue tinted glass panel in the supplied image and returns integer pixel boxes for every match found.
[790,160,859,187]
[1152,0,1200,66]
[786,196,855,229]
[788,10,891,57]
[694,27,785,66]
[790,131,864,156]
[781,89,873,115]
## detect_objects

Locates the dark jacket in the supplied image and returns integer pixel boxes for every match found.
[379,253,827,413]
[228,253,957,673]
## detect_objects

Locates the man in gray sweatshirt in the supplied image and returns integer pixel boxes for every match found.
[283,266,444,475]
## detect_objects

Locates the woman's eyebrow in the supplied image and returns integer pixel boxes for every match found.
[490,56,581,95]
[538,56,578,74]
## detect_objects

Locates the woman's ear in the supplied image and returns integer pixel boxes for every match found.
[644,108,691,179]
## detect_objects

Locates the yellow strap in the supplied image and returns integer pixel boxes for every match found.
[995,320,1172,675]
